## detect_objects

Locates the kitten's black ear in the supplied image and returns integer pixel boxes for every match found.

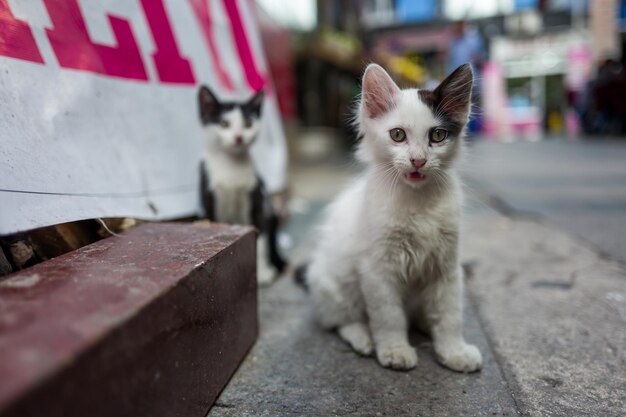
[432,64,473,123]
[198,86,220,124]
[362,64,401,119]
[245,89,264,117]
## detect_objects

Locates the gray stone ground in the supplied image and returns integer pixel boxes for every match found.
[209,138,626,417]
[463,214,625,416]
[463,139,626,264]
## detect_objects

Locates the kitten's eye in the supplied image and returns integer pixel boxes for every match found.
[219,119,230,128]
[389,128,406,142]
[244,118,253,128]
[429,128,448,143]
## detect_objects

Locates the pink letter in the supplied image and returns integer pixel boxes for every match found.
[189,0,233,91]
[44,0,148,81]
[0,0,44,63]
[222,0,265,92]
[140,0,195,84]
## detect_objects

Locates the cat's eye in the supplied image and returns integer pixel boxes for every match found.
[219,119,230,128]
[389,128,406,142]
[244,118,253,128]
[429,128,448,143]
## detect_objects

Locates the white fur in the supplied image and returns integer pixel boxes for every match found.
[202,107,276,285]
[307,64,482,372]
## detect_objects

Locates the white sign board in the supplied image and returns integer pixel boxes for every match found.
[0,0,287,235]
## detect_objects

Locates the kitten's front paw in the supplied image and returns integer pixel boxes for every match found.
[338,323,373,356]
[352,338,374,356]
[436,343,482,373]
[376,345,417,371]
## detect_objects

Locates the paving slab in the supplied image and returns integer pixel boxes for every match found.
[463,214,626,416]
[462,139,626,263]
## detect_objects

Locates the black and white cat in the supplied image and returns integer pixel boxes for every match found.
[305,64,482,372]
[198,86,286,284]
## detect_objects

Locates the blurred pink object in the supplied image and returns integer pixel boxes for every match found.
[566,45,593,92]
[481,61,510,140]
[508,106,542,142]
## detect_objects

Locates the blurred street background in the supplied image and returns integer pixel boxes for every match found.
[209,1,626,415]
[253,0,626,260]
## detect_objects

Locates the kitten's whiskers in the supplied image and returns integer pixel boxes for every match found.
[370,163,398,197]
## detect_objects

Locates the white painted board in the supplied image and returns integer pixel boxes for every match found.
[0,0,287,234]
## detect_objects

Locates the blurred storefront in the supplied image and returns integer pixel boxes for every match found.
[486,9,593,140]
[259,0,624,140]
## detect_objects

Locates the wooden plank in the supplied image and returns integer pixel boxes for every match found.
[27,220,102,260]
[0,222,257,417]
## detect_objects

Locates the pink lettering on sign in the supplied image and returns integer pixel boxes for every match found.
[189,0,234,91]
[222,0,265,92]
[43,0,148,81]
[0,0,44,63]
[140,0,195,84]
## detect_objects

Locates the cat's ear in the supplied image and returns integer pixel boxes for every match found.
[362,64,400,119]
[198,86,221,124]
[432,64,473,123]
[245,90,264,117]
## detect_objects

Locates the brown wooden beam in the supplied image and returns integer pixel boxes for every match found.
[0,222,257,417]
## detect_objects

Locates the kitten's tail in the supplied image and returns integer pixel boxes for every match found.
[293,264,309,292]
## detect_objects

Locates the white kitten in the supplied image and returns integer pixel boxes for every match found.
[198,87,286,284]
[306,64,482,372]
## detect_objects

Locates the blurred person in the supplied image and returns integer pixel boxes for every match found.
[447,21,485,74]
[581,59,623,135]
[600,61,626,135]
[613,70,626,135]
[447,21,486,135]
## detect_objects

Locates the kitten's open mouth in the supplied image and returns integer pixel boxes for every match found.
[404,171,426,182]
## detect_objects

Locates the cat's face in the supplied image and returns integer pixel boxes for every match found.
[198,86,263,156]
[357,64,473,189]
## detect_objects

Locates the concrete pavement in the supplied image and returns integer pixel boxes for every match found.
[463,213,625,416]
[462,138,626,264]
[209,138,626,416]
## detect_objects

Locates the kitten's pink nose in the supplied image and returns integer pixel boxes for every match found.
[235,136,243,146]
[410,158,427,168]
